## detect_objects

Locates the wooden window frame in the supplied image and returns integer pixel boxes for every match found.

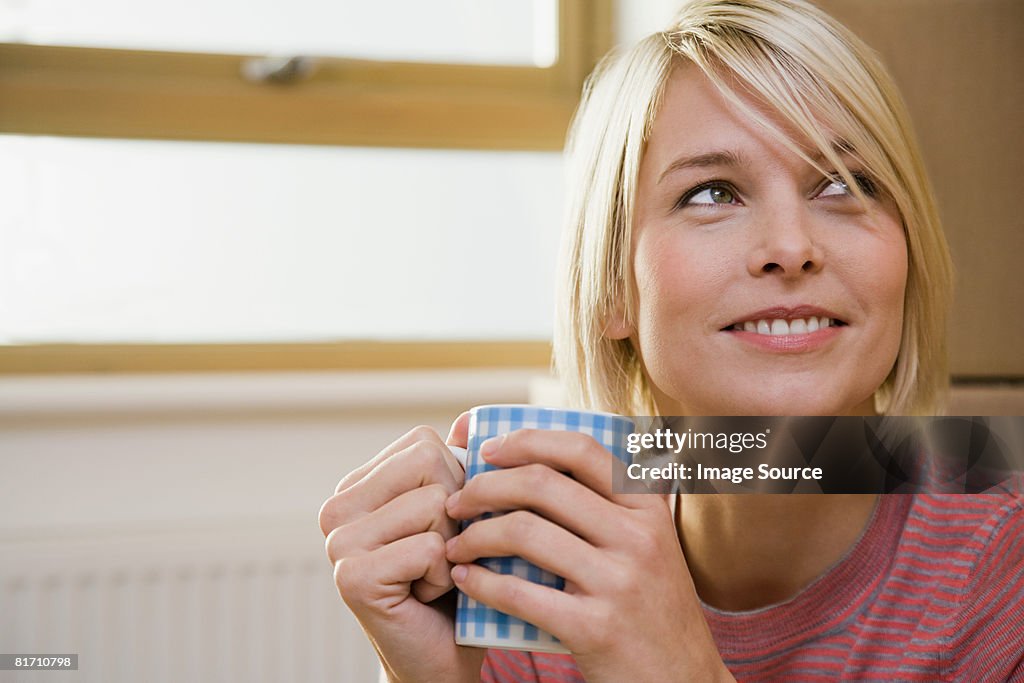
[0,342,553,374]
[0,0,610,150]
[0,0,608,373]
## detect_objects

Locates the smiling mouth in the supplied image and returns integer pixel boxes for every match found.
[722,316,848,336]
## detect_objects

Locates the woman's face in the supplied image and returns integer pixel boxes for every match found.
[616,64,907,416]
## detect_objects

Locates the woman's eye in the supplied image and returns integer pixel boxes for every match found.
[817,179,850,198]
[817,173,877,199]
[685,185,737,206]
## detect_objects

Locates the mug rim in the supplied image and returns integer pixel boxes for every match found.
[469,403,633,421]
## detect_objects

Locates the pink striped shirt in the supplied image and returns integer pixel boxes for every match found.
[482,492,1024,682]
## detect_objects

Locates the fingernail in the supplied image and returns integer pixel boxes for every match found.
[445,535,458,552]
[446,490,461,509]
[451,565,468,583]
[480,434,506,460]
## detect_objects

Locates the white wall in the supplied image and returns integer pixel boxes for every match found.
[615,0,681,47]
[0,369,543,536]
[0,369,544,682]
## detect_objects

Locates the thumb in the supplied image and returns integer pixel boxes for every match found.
[446,411,471,449]
[441,411,472,484]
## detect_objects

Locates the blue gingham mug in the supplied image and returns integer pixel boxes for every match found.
[447,404,635,654]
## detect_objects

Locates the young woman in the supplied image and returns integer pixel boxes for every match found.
[319,1,1024,680]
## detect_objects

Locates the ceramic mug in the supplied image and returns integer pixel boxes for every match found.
[447,404,635,653]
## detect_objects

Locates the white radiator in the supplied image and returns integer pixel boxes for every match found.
[0,521,380,683]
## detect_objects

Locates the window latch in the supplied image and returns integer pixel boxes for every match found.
[240,56,319,85]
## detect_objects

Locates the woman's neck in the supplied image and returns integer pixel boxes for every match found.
[677,493,879,612]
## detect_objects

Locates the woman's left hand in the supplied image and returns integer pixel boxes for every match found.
[444,429,734,683]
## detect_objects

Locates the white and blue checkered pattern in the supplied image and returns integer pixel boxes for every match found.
[455,405,635,654]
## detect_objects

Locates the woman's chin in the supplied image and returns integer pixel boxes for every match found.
[652,373,880,416]
[683,388,873,416]
[739,396,872,417]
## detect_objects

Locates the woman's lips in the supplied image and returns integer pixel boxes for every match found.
[723,323,843,353]
[725,316,841,335]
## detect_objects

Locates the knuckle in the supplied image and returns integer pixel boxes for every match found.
[318,496,335,536]
[579,602,616,649]
[602,561,636,597]
[503,428,524,446]
[334,469,360,494]
[422,483,450,511]
[403,438,445,469]
[522,463,554,494]
[318,493,347,536]
[405,440,459,490]
[504,510,535,541]
[422,530,448,560]
[319,490,360,533]
[425,440,451,466]
[629,525,661,559]
[573,434,602,461]
[324,522,358,564]
[496,575,527,609]
[407,424,440,444]
[332,556,363,600]
[504,428,534,454]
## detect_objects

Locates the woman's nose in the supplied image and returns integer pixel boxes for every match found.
[746,206,824,279]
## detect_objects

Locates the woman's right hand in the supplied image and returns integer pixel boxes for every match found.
[318,414,485,683]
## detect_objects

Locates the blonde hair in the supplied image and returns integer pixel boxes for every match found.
[554,0,953,416]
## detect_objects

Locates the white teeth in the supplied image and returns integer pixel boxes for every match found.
[735,316,838,336]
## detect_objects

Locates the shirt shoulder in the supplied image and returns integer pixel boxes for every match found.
[904,491,1024,680]
[906,488,1024,586]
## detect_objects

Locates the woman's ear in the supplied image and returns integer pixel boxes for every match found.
[603,303,634,340]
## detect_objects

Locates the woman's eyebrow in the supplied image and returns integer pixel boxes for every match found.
[810,141,858,165]
[657,142,859,186]
[657,149,748,185]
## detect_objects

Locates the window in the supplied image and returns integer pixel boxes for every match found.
[0,0,612,372]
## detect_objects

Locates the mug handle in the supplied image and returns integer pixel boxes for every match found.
[448,445,468,470]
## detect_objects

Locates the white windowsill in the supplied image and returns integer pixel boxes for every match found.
[0,368,550,419]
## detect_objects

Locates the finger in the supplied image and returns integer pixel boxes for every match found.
[450,562,579,646]
[320,439,461,536]
[335,424,461,495]
[481,429,654,510]
[446,411,471,449]
[335,531,452,613]
[446,510,599,588]
[326,483,457,563]
[335,424,439,494]
[446,464,626,547]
